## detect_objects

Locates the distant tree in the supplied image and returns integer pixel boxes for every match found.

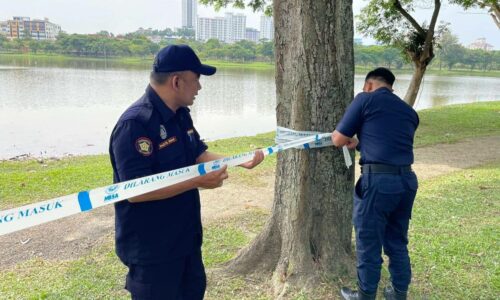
[436,30,465,70]
[0,35,8,50]
[28,40,41,54]
[257,40,274,61]
[475,49,494,71]
[204,38,222,50]
[381,47,404,69]
[175,27,195,39]
[354,45,373,67]
[464,49,481,70]
[358,0,445,107]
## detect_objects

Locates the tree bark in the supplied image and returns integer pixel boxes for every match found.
[226,0,355,296]
[404,60,427,107]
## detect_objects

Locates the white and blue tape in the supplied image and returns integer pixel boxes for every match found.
[0,129,351,236]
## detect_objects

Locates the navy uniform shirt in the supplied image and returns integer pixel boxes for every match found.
[336,87,419,166]
[109,85,208,266]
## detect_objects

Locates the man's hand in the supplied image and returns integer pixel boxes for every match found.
[345,137,358,150]
[239,150,265,169]
[194,165,228,189]
[331,130,358,149]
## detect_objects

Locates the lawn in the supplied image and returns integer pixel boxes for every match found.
[0,101,499,299]
[0,163,497,299]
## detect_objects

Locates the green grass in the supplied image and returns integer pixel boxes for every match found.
[409,163,500,299]
[1,102,499,210]
[0,132,276,210]
[415,101,500,147]
[1,163,497,299]
[0,209,267,299]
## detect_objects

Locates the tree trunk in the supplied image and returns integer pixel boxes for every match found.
[226,0,355,296]
[404,61,427,107]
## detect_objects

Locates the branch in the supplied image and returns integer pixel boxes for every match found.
[393,0,425,36]
[491,13,500,29]
[422,0,441,58]
[476,0,500,29]
[490,2,500,29]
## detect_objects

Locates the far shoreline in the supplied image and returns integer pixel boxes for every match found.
[2,101,499,162]
[1,52,500,77]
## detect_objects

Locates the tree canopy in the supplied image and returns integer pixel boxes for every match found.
[450,0,500,28]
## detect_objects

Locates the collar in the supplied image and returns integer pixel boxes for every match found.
[146,84,188,123]
[374,86,392,93]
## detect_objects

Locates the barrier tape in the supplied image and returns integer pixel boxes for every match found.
[275,127,352,167]
[0,129,351,236]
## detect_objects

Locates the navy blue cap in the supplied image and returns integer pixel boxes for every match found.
[153,44,216,76]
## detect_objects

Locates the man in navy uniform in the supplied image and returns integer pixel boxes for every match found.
[332,68,419,300]
[109,44,264,299]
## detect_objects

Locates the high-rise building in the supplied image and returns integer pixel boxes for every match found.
[182,0,198,29]
[3,17,61,40]
[245,28,260,43]
[259,15,273,41]
[196,13,246,43]
[224,13,245,43]
[196,17,225,42]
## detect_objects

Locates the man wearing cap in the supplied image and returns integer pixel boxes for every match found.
[331,68,419,300]
[109,44,264,299]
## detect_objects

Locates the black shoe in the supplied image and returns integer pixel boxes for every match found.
[383,284,407,300]
[340,287,376,300]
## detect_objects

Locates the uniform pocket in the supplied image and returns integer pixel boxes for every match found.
[373,174,405,217]
[353,176,367,220]
[405,172,418,191]
[354,176,364,199]
[376,174,405,194]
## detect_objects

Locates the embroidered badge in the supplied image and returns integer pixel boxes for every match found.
[159,137,177,150]
[135,137,153,156]
[160,125,167,140]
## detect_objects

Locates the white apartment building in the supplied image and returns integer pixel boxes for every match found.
[245,28,260,43]
[224,13,245,43]
[196,17,225,42]
[196,13,246,43]
[259,15,274,41]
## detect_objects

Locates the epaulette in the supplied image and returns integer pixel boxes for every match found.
[118,95,154,124]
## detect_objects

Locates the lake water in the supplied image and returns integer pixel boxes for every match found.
[0,58,499,159]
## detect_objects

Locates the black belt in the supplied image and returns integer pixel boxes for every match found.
[361,164,412,174]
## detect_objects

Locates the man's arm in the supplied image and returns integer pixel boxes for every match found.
[197,150,265,169]
[128,166,228,203]
[129,149,264,203]
[331,130,358,150]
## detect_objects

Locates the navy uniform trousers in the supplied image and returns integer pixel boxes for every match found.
[353,170,418,294]
[125,250,206,300]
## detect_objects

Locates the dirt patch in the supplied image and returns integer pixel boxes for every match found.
[1,135,499,269]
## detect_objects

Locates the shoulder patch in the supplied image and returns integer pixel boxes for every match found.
[135,137,153,156]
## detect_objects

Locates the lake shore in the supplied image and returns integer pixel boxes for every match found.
[1,101,499,162]
[1,52,500,77]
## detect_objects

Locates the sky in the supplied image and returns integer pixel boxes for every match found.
[1,0,498,49]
